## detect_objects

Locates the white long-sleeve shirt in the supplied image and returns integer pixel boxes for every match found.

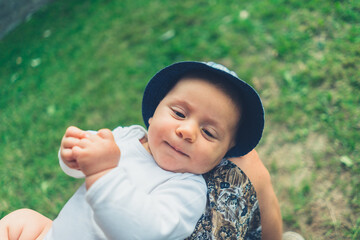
[45,125,207,240]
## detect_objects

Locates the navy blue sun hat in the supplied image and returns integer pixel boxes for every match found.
[142,61,264,158]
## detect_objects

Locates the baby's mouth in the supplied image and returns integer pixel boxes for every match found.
[166,142,189,157]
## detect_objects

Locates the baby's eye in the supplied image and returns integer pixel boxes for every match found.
[202,128,215,138]
[174,110,185,118]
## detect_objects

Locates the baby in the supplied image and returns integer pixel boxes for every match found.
[0,61,264,240]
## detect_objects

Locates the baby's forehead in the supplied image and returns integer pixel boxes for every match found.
[172,76,242,116]
[169,76,232,100]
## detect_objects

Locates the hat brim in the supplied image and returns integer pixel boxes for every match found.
[142,61,264,157]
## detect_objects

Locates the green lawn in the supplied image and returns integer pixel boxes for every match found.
[1,0,359,239]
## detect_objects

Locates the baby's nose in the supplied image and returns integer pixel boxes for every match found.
[176,121,197,143]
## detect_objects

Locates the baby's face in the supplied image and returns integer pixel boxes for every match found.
[145,77,240,174]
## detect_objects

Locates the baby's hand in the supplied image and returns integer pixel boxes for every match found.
[72,129,120,178]
[60,126,88,170]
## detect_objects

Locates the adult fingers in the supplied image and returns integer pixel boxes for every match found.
[0,211,21,240]
[36,221,52,240]
[0,221,9,240]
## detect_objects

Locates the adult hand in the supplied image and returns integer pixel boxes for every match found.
[0,209,52,240]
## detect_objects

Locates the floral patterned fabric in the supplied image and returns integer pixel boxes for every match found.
[186,159,261,240]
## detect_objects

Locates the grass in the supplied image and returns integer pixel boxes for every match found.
[0,0,359,238]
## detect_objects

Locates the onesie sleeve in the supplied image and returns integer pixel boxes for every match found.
[86,167,207,240]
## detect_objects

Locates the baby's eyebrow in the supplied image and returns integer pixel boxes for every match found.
[170,98,192,110]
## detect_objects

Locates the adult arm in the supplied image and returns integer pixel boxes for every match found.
[230,150,282,240]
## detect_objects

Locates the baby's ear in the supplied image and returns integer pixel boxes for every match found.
[148,117,153,125]
[229,137,237,149]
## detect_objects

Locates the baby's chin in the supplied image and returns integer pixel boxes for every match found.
[153,158,187,174]
[153,154,217,175]
[157,163,207,175]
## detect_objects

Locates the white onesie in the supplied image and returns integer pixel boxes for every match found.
[44,125,206,240]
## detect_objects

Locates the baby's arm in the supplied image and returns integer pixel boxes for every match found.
[60,126,120,188]
[86,170,206,239]
[0,209,52,240]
